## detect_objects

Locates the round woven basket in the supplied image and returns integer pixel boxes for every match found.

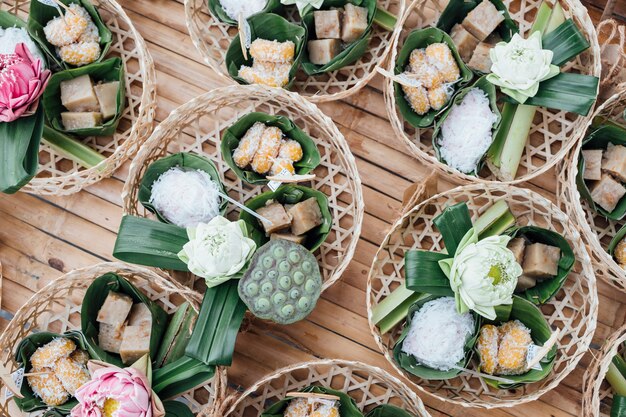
[557,85,626,293]
[184,0,404,102]
[582,324,626,417]
[199,359,431,417]
[0,0,157,195]
[0,262,227,415]
[366,183,598,408]
[383,0,601,185]
[122,84,363,292]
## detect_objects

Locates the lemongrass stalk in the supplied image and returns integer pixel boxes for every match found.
[607,362,626,396]
[374,7,397,31]
[488,102,517,167]
[42,125,105,169]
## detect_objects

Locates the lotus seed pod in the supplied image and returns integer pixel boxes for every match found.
[239,240,322,324]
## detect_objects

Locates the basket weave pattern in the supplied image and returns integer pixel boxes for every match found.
[366,183,598,408]
[383,0,601,185]
[122,84,363,292]
[0,262,226,414]
[0,0,157,195]
[184,0,404,102]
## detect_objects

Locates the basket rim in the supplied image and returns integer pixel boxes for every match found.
[365,182,599,408]
[382,0,602,186]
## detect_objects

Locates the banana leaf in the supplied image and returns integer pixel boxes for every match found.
[520,72,598,116]
[138,152,228,224]
[239,184,332,252]
[163,400,195,417]
[392,295,481,380]
[261,386,363,417]
[42,125,106,169]
[436,0,518,42]
[81,272,169,367]
[542,19,590,66]
[226,13,307,89]
[393,27,473,128]
[113,215,190,271]
[155,302,197,368]
[479,295,556,389]
[13,330,91,414]
[612,396,626,417]
[152,355,216,400]
[300,0,376,74]
[365,404,415,417]
[506,226,574,305]
[0,106,44,194]
[609,224,626,260]
[184,280,247,366]
[576,124,626,220]
[27,0,112,69]
[42,57,125,136]
[432,76,501,176]
[208,0,282,25]
[221,112,321,184]
[404,250,452,295]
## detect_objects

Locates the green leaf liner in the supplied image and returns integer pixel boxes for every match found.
[226,13,307,89]
[184,281,247,366]
[432,76,501,175]
[152,355,216,399]
[300,0,376,74]
[393,27,473,128]
[506,226,574,305]
[208,0,282,25]
[80,272,169,367]
[138,152,228,223]
[392,295,481,380]
[576,124,626,220]
[480,295,556,389]
[519,72,598,116]
[113,215,190,271]
[13,330,91,414]
[365,404,416,417]
[163,400,195,417]
[221,112,321,184]
[436,0,518,42]
[609,224,626,260]
[42,57,126,136]
[542,19,590,66]
[611,395,626,417]
[27,0,112,69]
[261,386,363,417]
[239,184,332,252]
[0,106,45,194]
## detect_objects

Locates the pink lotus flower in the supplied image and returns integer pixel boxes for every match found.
[0,43,50,122]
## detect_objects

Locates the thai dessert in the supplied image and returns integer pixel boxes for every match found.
[400,43,459,115]
[0,26,46,64]
[284,397,340,417]
[59,74,120,130]
[233,122,303,176]
[581,143,626,213]
[437,87,497,174]
[239,38,295,88]
[476,320,532,375]
[614,237,626,269]
[149,167,222,228]
[96,291,153,364]
[218,0,268,20]
[401,297,475,371]
[26,337,91,406]
[43,3,101,66]
[255,197,323,242]
[506,237,561,291]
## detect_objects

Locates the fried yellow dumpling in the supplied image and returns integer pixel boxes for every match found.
[30,338,76,369]
[54,356,90,395]
[476,324,499,374]
[27,368,69,406]
[425,43,460,83]
[402,85,430,115]
[497,320,532,375]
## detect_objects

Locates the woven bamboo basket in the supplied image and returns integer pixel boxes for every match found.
[122,84,363,292]
[556,85,626,293]
[184,0,404,102]
[582,324,626,417]
[0,262,227,415]
[383,0,601,185]
[366,182,598,408]
[0,0,157,195]
[199,359,431,417]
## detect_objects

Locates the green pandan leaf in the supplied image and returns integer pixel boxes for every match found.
[433,202,473,256]
[163,400,195,417]
[404,250,451,295]
[152,355,216,399]
[542,19,590,66]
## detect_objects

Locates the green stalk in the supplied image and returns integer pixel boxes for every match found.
[373,7,397,31]
[488,102,517,167]
[42,125,106,169]
[607,362,626,396]
[530,2,553,35]
[473,200,510,235]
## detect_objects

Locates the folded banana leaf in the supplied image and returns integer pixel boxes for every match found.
[221,112,321,184]
[138,152,228,224]
[612,395,626,417]
[155,302,197,368]
[542,19,590,66]
[81,272,169,367]
[576,124,626,220]
[42,57,125,136]
[365,404,415,417]
[226,13,307,89]
[261,386,363,417]
[0,106,44,194]
[208,0,282,25]
[479,295,556,389]
[609,224,626,261]
[113,215,190,271]
[152,355,216,400]
[27,0,112,69]
[436,0,518,42]
[394,27,473,128]
[300,0,376,74]
[432,76,501,176]
[239,184,332,251]
[163,400,195,417]
[392,295,481,380]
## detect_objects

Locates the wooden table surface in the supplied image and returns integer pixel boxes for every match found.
[1,1,625,416]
